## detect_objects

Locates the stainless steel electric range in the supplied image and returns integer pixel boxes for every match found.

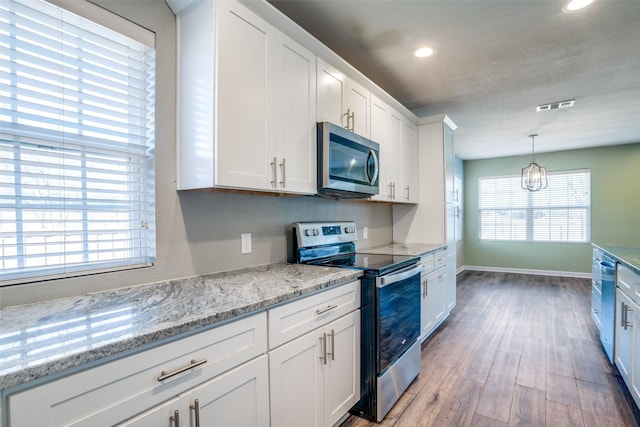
[293,221,421,422]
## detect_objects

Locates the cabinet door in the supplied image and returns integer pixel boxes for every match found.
[269,328,323,427]
[370,95,390,201]
[616,288,634,385]
[275,32,316,194]
[217,1,276,190]
[420,273,430,341]
[386,111,403,200]
[345,79,370,138]
[324,310,361,427]
[422,270,437,338]
[401,120,418,203]
[316,58,346,128]
[446,252,456,312]
[434,267,448,324]
[181,355,269,427]
[117,397,180,427]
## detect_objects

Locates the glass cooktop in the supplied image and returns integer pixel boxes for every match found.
[310,252,419,276]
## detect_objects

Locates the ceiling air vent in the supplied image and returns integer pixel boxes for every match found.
[536,99,575,112]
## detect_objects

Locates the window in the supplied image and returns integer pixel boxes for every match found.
[0,0,156,284]
[478,170,590,242]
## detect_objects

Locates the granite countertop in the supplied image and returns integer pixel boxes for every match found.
[0,263,362,391]
[593,243,640,274]
[358,242,446,257]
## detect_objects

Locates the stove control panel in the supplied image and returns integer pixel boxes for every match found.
[293,221,358,247]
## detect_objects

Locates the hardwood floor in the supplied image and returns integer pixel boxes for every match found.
[341,271,639,427]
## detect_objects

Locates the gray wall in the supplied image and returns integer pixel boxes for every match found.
[0,1,393,308]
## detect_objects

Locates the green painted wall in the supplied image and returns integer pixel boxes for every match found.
[463,143,640,274]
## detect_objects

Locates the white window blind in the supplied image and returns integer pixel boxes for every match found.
[478,170,590,242]
[0,0,156,284]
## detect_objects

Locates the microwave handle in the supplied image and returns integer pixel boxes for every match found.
[365,149,379,185]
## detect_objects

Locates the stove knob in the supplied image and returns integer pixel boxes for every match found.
[304,229,312,236]
[351,226,356,233]
[313,229,320,236]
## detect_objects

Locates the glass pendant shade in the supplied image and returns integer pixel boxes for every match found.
[521,161,548,191]
[521,134,548,191]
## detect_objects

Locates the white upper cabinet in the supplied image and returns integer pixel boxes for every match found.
[176,0,316,194]
[401,119,419,203]
[370,95,390,201]
[216,1,276,191]
[275,32,317,193]
[317,57,370,138]
[369,95,416,203]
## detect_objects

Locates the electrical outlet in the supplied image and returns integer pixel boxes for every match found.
[363,226,368,239]
[241,233,252,254]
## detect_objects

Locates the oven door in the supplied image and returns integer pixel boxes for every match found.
[376,263,421,373]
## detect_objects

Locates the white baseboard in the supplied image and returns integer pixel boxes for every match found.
[458,265,591,279]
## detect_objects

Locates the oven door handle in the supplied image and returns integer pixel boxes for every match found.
[376,263,422,288]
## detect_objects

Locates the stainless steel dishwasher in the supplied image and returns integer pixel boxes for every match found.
[600,253,616,363]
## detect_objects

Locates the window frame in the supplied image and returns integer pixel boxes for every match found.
[0,0,156,286]
[477,169,591,243]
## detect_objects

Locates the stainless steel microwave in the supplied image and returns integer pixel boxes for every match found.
[317,121,380,199]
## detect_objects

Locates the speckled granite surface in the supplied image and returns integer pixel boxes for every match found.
[593,244,640,274]
[0,263,362,390]
[358,242,446,256]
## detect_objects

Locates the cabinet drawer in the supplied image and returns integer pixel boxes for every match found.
[8,312,267,427]
[618,264,640,305]
[268,280,360,349]
[421,254,435,273]
[434,250,447,270]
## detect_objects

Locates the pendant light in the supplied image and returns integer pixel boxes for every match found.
[521,134,548,191]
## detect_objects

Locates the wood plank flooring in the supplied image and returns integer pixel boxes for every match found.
[341,271,639,427]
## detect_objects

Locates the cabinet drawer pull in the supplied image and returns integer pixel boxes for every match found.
[316,304,338,315]
[405,185,410,200]
[170,409,180,427]
[190,399,201,427]
[158,358,208,382]
[438,274,446,279]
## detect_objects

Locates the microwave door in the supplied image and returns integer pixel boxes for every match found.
[329,141,371,184]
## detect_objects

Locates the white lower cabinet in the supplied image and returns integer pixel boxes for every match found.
[7,313,268,426]
[419,251,447,342]
[120,356,269,427]
[269,303,361,427]
[615,264,640,409]
[267,278,360,426]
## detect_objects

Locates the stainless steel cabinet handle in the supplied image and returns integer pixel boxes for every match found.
[327,329,335,361]
[158,358,208,382]
[170,410,180,427]
[626,303,634,330]
[621,302,626,328]
[388,183,393,200]
[438,274,446,279]
[319,332,327,364]
[190,399,200,427]
[279,158,286,188]
[270,157,277,188]
[343,109,354,131]
[405,186,410,200]
[316,304,338,315]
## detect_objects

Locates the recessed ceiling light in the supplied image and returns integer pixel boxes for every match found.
[563,0,596,12]
[414,47,435,58]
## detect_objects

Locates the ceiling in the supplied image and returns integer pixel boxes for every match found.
[267,0,640,160]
